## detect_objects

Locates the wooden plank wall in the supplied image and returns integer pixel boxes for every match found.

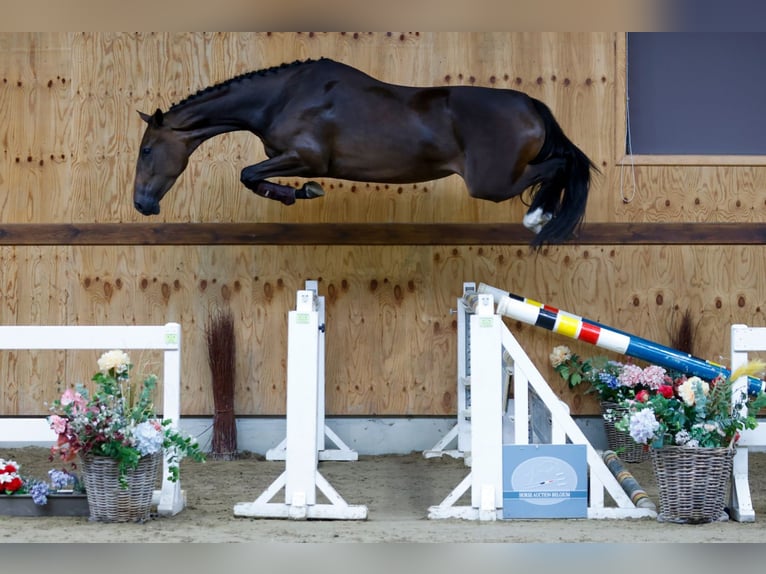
[0,32,764,418]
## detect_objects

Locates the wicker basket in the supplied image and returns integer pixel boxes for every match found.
[650,446,734,524]
[80,452,160,523]
[600,401,649,463]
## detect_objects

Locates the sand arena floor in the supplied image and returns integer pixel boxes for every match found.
[4,446,766,543]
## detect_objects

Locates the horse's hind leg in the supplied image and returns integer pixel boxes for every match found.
[507,158,566,233]
[465,156,564,201]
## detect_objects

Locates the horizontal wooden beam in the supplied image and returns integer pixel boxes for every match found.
[0,222,763,245]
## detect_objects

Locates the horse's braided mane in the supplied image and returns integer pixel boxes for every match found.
[169,57,327,110]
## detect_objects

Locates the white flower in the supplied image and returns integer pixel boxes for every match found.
[549,345,572,368]
[133,420,164,456]
[629,408,660,445]
[675,430,691,445]
[677,376,709,406]
[97,350,131,375]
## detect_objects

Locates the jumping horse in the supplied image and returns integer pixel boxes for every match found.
[134,58,597,247]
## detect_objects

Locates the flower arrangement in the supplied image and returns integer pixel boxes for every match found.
[615,361,766,449]
[1,458,82,505]
[550,345,674,404]
[48,350,205,487]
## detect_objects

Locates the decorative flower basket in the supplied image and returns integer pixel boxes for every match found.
[0,492,89,517]
[80,452,160,523]
[650,446,734,524]
[601,401,649,463]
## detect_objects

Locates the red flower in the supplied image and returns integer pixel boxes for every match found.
[635,390,650,403]
[658,385,674,399]
[2,463,17,473]
[5,476,23,493]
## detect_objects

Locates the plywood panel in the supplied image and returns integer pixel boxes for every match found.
[2,33,766,422]
[0,33,73,223]
[2,243,766,417]
[0,32,615,226]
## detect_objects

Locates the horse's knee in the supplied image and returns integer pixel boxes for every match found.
[240,166,259,189]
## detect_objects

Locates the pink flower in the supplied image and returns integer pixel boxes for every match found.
[49,414,68,434]
[60,388,87,412]
[639,365,668,390]
[618,364,643,388]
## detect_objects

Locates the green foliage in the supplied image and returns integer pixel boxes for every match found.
[48,351,205,489]
[615,371,766,449]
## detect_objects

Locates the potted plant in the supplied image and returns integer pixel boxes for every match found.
[0,458,88,516]
[47,350,205,522]
[550,345,673,462]
[616,361,766,523]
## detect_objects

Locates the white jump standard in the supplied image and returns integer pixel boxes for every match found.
[728,324,766,522]
[265,280,359,463]
[428,284,656,520]
[233,282,367,520]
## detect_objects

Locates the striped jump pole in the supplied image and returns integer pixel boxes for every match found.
[477,283,766,396]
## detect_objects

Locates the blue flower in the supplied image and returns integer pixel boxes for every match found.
[29,481,50,505]
[598,371,620,390]
[48,469,74,490]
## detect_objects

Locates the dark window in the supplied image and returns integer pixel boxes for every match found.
[626,33,766,155]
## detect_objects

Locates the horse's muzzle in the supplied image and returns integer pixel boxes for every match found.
[134,199,160,216]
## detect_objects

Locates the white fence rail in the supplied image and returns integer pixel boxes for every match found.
[0,323,185,515]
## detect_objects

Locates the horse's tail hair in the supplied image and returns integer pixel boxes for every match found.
[527,97,599,248]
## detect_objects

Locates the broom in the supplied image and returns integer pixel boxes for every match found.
[205,309,238,460]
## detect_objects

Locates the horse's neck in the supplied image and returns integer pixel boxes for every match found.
[167,77,281,145]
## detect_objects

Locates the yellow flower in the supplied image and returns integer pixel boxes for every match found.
[97,350,131,374]
[549,345,572,368]
[677,376,709,406]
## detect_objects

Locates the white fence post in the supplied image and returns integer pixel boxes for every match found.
[233,285,367,520]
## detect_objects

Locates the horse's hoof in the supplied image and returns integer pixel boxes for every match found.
[522,207,552,234]
[297,181,325,199]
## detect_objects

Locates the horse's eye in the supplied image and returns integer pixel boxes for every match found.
[141,147,151,156]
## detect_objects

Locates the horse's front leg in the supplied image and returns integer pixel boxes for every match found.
[246,180,325,205]
[240,152,326,205]
[249,181,298,206]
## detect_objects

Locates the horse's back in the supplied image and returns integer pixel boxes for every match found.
[268,59,546,182]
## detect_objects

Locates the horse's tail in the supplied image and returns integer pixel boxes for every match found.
[527,97,598,248]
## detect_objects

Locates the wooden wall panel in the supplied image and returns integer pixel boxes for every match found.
[2,243,766,417]
[0,33,73,223]
[2,33,766,421]
[1,32,614,225]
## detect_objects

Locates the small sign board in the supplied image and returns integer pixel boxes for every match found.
[502,444,587,519]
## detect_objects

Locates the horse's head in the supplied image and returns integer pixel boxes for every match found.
[133,109,190,215]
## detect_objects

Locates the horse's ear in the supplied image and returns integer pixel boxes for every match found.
[137,109,164,127]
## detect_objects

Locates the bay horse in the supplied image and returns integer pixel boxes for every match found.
[133,58,597,247]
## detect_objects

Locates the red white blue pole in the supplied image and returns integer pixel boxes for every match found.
[478,283,766,396]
